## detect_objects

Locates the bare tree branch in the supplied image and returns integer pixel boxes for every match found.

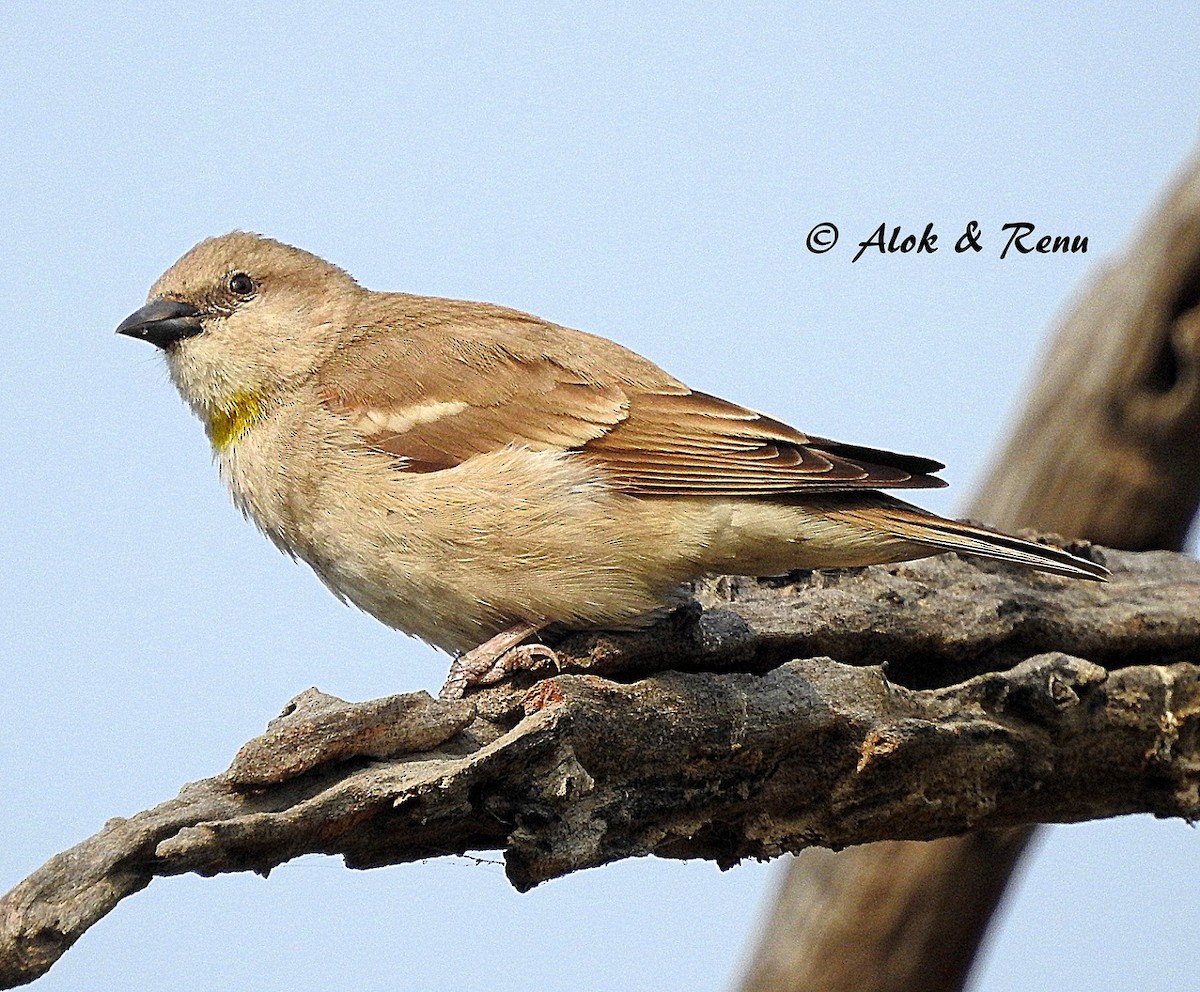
[3,547,1199,988]
[971,147,1200,551]
[739,146,1200,992]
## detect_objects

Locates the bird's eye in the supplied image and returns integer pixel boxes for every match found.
[227,273,256,297]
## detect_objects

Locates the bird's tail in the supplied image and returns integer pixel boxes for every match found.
[834,495,1110,581]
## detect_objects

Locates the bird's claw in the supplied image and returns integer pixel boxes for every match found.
[440,642,560,700]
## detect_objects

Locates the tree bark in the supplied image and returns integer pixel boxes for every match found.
[737,146,1200,992]
[2,548,1200,988]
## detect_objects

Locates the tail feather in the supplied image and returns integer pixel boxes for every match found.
[838,497,1110,581]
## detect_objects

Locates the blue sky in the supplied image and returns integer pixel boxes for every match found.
[2,3,1198,989]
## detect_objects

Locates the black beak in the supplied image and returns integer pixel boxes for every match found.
[116,298,203,350]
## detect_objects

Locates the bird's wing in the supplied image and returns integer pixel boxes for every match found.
[318,301,947,494]
[581,390,946,494]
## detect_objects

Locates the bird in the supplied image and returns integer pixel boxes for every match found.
[117,232,1108,695]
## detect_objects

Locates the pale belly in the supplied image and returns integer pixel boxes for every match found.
[218,422,928,654]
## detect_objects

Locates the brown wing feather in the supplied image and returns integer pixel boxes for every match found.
[580,389,945,494]
[318,300,947,493]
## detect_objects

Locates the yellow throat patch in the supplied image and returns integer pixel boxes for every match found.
[207,393,264,450]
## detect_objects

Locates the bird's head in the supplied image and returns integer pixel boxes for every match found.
[117,232,360,444]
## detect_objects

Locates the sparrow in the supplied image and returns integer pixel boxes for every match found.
[117,232,1108,695]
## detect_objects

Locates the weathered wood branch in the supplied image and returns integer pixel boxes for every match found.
[740,145,1200,992]
[3,547,1199,988]
[971,146,1200,551]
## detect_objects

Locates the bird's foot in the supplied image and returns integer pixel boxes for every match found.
[440,623,558,699]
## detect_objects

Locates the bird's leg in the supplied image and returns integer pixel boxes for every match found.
[439,621,559,699]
